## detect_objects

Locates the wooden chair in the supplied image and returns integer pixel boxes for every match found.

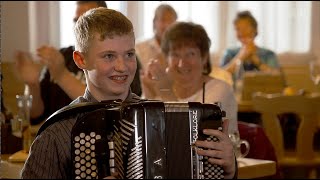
[240,71,286,101]
[278,52,320,93]
[252,92,320,178]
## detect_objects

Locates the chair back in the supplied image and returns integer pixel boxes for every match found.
[241,71,286,101]
[252,92,320,164]
[278,52,319,93]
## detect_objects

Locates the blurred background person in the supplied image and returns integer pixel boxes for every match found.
[1,74,22,154]
[220,11,280,80]
[136,4,177,70]
[14,1,108,125]
[141,21,238,134]
[1,74,13,123]
[136,4,177,98]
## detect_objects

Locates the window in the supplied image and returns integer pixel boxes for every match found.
[60,2,312,54]
[236,1,311,53]
[141,1,312,55]
[59,1,76,47]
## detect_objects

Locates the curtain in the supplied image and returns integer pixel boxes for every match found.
[58,1,313,61]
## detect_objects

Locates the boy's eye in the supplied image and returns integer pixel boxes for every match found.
[126,52,136,59]
[103,54,115,60]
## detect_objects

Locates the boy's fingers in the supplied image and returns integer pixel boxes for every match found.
[222,119,229,135]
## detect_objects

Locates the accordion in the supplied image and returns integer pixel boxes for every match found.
[69,100,225,179]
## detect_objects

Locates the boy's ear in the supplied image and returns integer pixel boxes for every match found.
[73,51,86,69]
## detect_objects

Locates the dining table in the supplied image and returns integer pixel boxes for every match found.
[1,154,276,179]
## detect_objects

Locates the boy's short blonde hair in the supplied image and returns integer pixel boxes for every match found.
[74,7,134,53]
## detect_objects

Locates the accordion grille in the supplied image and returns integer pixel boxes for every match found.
[116,119,144,179]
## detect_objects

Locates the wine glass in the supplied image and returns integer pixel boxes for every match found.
[16,94,33,152]
[309,60,320,85]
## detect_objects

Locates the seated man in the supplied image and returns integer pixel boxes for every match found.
[136,4,177,70]
[21,8,237,179]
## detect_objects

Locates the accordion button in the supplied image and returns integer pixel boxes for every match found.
[85,155,91,161]
[80,139,85,145]
[75,136,80,142]
[86,162,91,168]
[108,142,114,149]
[96,135,101,140]
[80,133,85,138]
[75,169,81,175]
[90,132,96,137]
[75,149,80,155]
[75,156,80,162]
[91,159,96,164]
[80,166,86,171]
[80,172,86,178]
[75,163,80,168]
[91,172,97,177]
[91,152,95,158]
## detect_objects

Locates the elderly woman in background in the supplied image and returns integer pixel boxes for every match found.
[141,21,238,135]
[220,11,280,79]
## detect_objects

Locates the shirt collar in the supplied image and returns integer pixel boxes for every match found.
[83,88,138,103]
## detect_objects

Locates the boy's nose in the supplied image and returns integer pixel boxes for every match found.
[114,58,126,72]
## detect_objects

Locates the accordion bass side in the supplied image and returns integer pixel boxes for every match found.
[71,101,225,179]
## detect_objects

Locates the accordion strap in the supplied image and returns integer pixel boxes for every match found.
[36,99,123,137]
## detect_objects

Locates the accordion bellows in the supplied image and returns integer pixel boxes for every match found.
[71,101,225,179]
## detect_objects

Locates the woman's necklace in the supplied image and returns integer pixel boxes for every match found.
[173,76,207,100]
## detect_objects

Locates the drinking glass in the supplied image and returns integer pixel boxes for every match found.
[229,131,250,159]
[309,60,320,85]
[15,94,33,152]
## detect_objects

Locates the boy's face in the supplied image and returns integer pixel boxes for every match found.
[84,33,137,101]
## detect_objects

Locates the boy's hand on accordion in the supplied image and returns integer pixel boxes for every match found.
[195,119,236,179]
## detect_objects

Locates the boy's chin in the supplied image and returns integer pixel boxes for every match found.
[111,87,129,96]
